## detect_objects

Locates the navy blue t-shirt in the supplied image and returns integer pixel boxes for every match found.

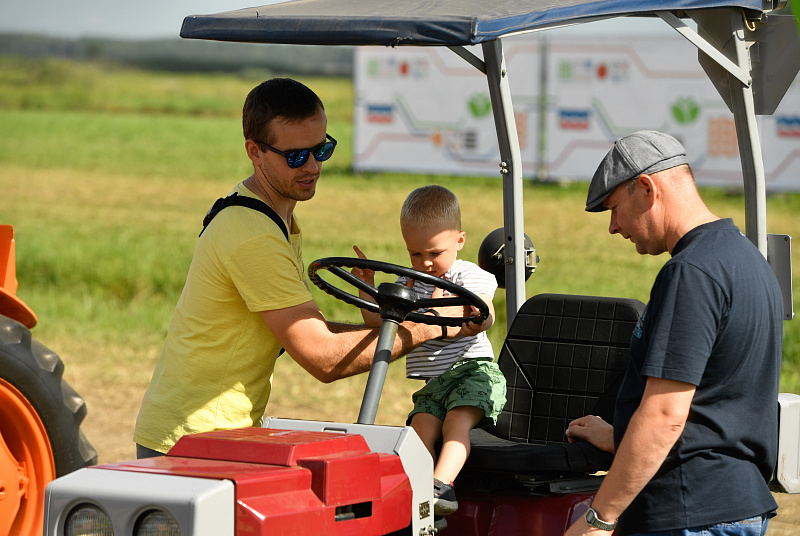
[614,218,782,534]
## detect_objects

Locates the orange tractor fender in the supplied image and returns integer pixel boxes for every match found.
[0,225,37,328]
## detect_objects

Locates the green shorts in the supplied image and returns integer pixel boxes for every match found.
[407,358,507,429]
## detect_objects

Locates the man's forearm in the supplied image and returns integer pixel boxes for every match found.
[588,404,683,522]
[263,299,449,384]
[312,320,440,381]
[564,378,694,536]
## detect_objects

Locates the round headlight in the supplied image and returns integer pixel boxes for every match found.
[135,510,181,536]
[65,504,114,536]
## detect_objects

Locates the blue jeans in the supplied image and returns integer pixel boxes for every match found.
[627,515,770,536]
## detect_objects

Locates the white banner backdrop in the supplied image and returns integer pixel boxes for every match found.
[761,76,800,191]
[353,33,800,191]
[544,34,800,191]
[544,34,735,185]
[353,41,542,177]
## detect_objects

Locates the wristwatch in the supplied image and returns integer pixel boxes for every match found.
[585,507,617,531]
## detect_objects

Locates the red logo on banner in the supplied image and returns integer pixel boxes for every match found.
[708,117,738,157]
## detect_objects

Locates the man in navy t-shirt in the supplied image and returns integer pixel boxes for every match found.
[564,131,783,536]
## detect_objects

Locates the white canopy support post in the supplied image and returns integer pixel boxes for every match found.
[674,8,768,256]
[725,10,768,257]
[657,10,751,86]
[482,39,527,327]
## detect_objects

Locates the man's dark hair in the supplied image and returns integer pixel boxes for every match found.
[243,78,324,144]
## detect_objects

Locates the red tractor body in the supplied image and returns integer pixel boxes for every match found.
[101,428,413,535]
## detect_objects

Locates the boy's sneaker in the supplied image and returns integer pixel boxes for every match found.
[433,478,458,515]
[434,514,448,531]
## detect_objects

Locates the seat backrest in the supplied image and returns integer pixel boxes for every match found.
[494,293,645,445]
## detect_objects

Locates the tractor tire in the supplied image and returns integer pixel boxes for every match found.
[0,314,97,536]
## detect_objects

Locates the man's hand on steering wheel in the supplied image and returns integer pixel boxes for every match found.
[427,286,487,338]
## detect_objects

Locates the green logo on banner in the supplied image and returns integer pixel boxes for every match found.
[468,94,493,118]
[671,97,700,125]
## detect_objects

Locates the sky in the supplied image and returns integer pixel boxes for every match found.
[0,0,676,40]
[0,1,283,40]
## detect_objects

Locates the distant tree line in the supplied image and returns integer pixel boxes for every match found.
[0,33,354,76]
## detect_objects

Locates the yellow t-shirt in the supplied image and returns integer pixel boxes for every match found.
[133,183,311,453]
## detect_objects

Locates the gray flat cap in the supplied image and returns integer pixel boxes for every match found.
[585,130,688,212]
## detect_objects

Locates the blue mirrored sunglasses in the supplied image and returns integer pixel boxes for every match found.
[252,133,337,168]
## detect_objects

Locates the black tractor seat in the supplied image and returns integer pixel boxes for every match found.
[459,293,645,492]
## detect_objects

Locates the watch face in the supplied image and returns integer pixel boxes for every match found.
[587,509,597,523]
[585,508,615,530]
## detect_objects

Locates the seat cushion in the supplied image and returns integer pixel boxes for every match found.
[467,427,613,474]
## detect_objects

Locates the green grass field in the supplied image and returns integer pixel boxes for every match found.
[2,58,800,472]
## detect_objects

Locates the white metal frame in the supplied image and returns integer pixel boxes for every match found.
[448,7,789,324]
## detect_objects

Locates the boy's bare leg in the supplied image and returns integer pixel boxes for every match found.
[410,412,444,463]
[434,405,484,483]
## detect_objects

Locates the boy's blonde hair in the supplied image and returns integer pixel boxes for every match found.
[400,185,462,231]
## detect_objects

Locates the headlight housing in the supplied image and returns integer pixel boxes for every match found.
[135,510,181,536]
[65,504,114,536]
[44,468,234,536]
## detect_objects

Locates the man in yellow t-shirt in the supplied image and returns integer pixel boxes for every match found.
[134,78,472,457]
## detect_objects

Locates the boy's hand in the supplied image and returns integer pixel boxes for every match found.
[351,245,375,287]
[457,315,485,337]
[430,288,495,338]
[351,245,381,326]
[428,287,484,338]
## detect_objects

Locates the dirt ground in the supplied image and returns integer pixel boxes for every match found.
[768,494,800,536]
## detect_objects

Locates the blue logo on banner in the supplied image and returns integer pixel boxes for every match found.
[559,109,590,130]
[367,104,394,124]
[777,116,800,138]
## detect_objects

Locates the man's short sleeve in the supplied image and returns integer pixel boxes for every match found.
[227,231,311,312]
[639,261,726,386]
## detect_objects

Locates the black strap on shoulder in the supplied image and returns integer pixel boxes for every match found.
[199,192,290,357]
[200,192,289,239]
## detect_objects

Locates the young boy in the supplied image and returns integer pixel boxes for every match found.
[353,185,507,528]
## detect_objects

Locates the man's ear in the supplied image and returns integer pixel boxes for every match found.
[245,139,261,164]
[637,173,658,207]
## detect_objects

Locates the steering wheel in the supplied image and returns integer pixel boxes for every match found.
[308,256,490,425]
[307,257,489,326]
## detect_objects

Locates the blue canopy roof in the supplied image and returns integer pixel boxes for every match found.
[181,0,770,46]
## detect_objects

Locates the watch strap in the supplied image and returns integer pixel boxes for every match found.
[585,507,617,531]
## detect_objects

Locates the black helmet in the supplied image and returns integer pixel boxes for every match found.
[478,228,537,289]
